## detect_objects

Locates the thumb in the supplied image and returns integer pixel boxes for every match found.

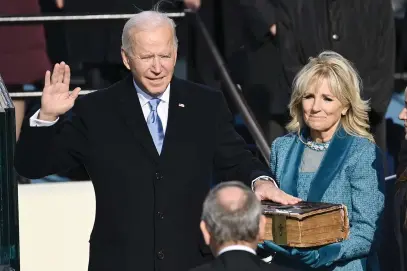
[69,87,81,100]
[56,0,64,9]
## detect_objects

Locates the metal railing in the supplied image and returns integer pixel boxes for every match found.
[0,12,185,24]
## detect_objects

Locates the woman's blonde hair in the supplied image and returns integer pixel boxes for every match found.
[286,51,374,142]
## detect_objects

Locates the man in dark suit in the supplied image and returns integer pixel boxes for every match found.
[190,181,297,271]
[15,10,300,271]
[189,181,270,271]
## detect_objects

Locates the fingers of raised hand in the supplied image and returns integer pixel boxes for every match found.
[57,62,66,83]
[51,63,60,84]
[50,62,68,85]
[69,87,81,100]
[44,70,51,88]
[63,64,71,85]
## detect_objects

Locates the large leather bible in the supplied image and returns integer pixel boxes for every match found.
[262,201,349,248]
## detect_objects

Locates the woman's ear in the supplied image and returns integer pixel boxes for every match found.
[341,106,349,116]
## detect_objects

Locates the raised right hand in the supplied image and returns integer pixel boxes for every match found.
[39,62,81,121]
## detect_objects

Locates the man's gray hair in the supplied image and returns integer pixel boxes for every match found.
[201,181,262,246]
[121,10,178,55]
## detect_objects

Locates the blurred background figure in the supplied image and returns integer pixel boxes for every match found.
[0,0,52,183]
[186,0,287,145]
[382,86,407,271]
[0,0,51,140]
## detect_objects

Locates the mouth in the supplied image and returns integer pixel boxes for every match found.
[147,77,164,81]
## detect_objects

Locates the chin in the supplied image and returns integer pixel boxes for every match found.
[306,123,325,131]
[144,83,168,95]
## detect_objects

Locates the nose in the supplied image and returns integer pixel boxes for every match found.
[399,108,407,121]
[311,98,321,112]
[151,56,162,74]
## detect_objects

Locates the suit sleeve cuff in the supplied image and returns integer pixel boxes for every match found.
[251,176,277,191]
[30,109,59,127]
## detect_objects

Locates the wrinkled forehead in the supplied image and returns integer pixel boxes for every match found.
[131,28,175,53]
[132,25,174,42]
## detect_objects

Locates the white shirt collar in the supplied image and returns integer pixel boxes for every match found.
[133,79,170,106]
[217,245,256,256]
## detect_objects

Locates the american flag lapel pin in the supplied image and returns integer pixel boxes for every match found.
[178,103,185,108]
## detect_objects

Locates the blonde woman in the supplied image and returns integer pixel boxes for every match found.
[259,51,385,270]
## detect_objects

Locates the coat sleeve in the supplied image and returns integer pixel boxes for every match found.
[335,143,385,261]
[274,1,304,94]
[269,138,278,181]
[14,99,88,179]
[212,91,272,186]
[361,0,395,118]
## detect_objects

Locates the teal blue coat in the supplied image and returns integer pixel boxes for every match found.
[269,128,385,271]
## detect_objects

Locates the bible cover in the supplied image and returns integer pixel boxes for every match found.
[261,201,349,248]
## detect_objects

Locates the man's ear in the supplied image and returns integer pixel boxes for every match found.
[121,49,131,70]
[200,221,211,246]
[258,215,266,241]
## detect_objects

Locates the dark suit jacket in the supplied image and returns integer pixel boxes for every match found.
[14,75,272,271]
[189,250,272,271]
[381,140,407,271]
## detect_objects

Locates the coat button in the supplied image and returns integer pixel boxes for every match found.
[332,34,339,40]
[157,212,164,219]
[157,250,165,260]
[155,172,163,180]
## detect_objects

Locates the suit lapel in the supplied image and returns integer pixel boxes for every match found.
[116,76,160,163]
[280,137,304,198]
[160,78,189,161]
[307,127,354,201]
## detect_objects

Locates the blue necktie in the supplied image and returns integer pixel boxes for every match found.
[147,98,164,154]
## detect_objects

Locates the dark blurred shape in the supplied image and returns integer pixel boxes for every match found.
[0,76,20,270]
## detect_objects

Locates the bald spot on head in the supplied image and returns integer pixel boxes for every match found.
[216,186,247,212]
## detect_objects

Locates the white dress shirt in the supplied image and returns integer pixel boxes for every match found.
[218,245,256,256]
[134,80,170,133]
[29,80,276,187]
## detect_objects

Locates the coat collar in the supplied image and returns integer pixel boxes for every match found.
[115,75,188,163]
[280,126,354,202]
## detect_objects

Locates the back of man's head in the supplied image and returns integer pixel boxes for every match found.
[200,181,265,254]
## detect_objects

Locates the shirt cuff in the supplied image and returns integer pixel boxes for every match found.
[29,109,59,127]
[251,176,277,191]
